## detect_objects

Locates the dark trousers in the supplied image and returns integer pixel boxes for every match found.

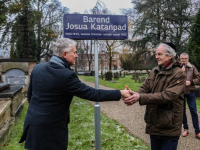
[183,92,200,134]
[150,135,179,150]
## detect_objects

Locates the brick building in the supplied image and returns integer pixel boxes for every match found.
[76,52,122,72]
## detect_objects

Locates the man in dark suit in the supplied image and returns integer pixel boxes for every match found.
[19,38,131,150]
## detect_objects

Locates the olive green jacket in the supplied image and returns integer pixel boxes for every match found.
[137,59,186,136]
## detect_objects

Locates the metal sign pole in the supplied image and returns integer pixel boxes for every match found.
[94,39,101,150]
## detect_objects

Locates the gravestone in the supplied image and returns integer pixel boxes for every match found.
[135,77,137,83]
[84,71,91,76]
[99,71,104,80]
[135,73,139,79]
[90,71,95,76]
[105,72,112,81]
[141,77,146,83]
[113,72,120,80]
[5,69,25,86]
[132,73,136,80]
[138,78,141,83]
[99,74,104,80]
[102,74,104,80]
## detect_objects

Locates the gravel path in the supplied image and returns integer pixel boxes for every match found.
[80,79,200,150]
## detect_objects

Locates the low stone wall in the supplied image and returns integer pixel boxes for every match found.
[0,87,26,149]
[122,70,150,75]
[0,59,35,149]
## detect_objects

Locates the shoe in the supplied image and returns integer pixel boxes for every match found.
[195,133,200,139]
[182,129,189,137]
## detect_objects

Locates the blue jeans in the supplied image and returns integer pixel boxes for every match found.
[150,135,179,150]
[183,91,200,134]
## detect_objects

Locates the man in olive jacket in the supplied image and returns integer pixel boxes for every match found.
[19,38,131,150]
[124,43,185,150]
[180,52,200,139]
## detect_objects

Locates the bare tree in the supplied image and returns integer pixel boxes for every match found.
[99,40,121,71]
[0,0,69,60]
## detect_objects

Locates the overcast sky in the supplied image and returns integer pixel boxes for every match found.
[59,0,133,14]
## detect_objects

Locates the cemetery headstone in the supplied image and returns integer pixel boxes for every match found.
[105,72,112,81]
[113,72,120,80]
[84,71,91,76]
[90,71,95,76]
[132,73,136,80]
[135,77,137,83]
[141,77,146,83]
[135,73,139,79]
[138,78,141,83]
[5,69,25,86]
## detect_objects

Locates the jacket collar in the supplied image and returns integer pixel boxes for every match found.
[155,65,173,75]
[186,62,192,68]
[50,55,71,70]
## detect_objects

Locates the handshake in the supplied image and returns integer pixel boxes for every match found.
[120,85,140,106]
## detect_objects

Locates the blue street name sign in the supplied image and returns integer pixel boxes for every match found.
[63,14,128,40]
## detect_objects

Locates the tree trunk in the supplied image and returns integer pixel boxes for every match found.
[36,1,41,62]
[109,55,112,71]
[37,21,41,62]
[89,61,91,71]
[24,5,30,58]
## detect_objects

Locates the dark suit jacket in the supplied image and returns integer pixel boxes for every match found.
[19,56,121,150]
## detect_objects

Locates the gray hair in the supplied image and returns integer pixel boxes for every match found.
[180,52,189,58]
[53,38,77,56]
[157,43,176,60]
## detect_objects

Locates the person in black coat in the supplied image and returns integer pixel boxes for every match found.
[19,38,131,150]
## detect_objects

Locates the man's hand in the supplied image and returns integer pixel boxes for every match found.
[123,91,140,106]
[186,81,191,86]
[120,90,131,99]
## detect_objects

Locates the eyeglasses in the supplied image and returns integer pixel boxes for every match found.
[155,52,166,56]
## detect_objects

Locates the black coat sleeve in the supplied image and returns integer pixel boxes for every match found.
[65,71,121,102]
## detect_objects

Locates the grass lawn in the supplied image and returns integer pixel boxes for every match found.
[68,97,150,149]
[78,75,146,91]
[4,98,149,150]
